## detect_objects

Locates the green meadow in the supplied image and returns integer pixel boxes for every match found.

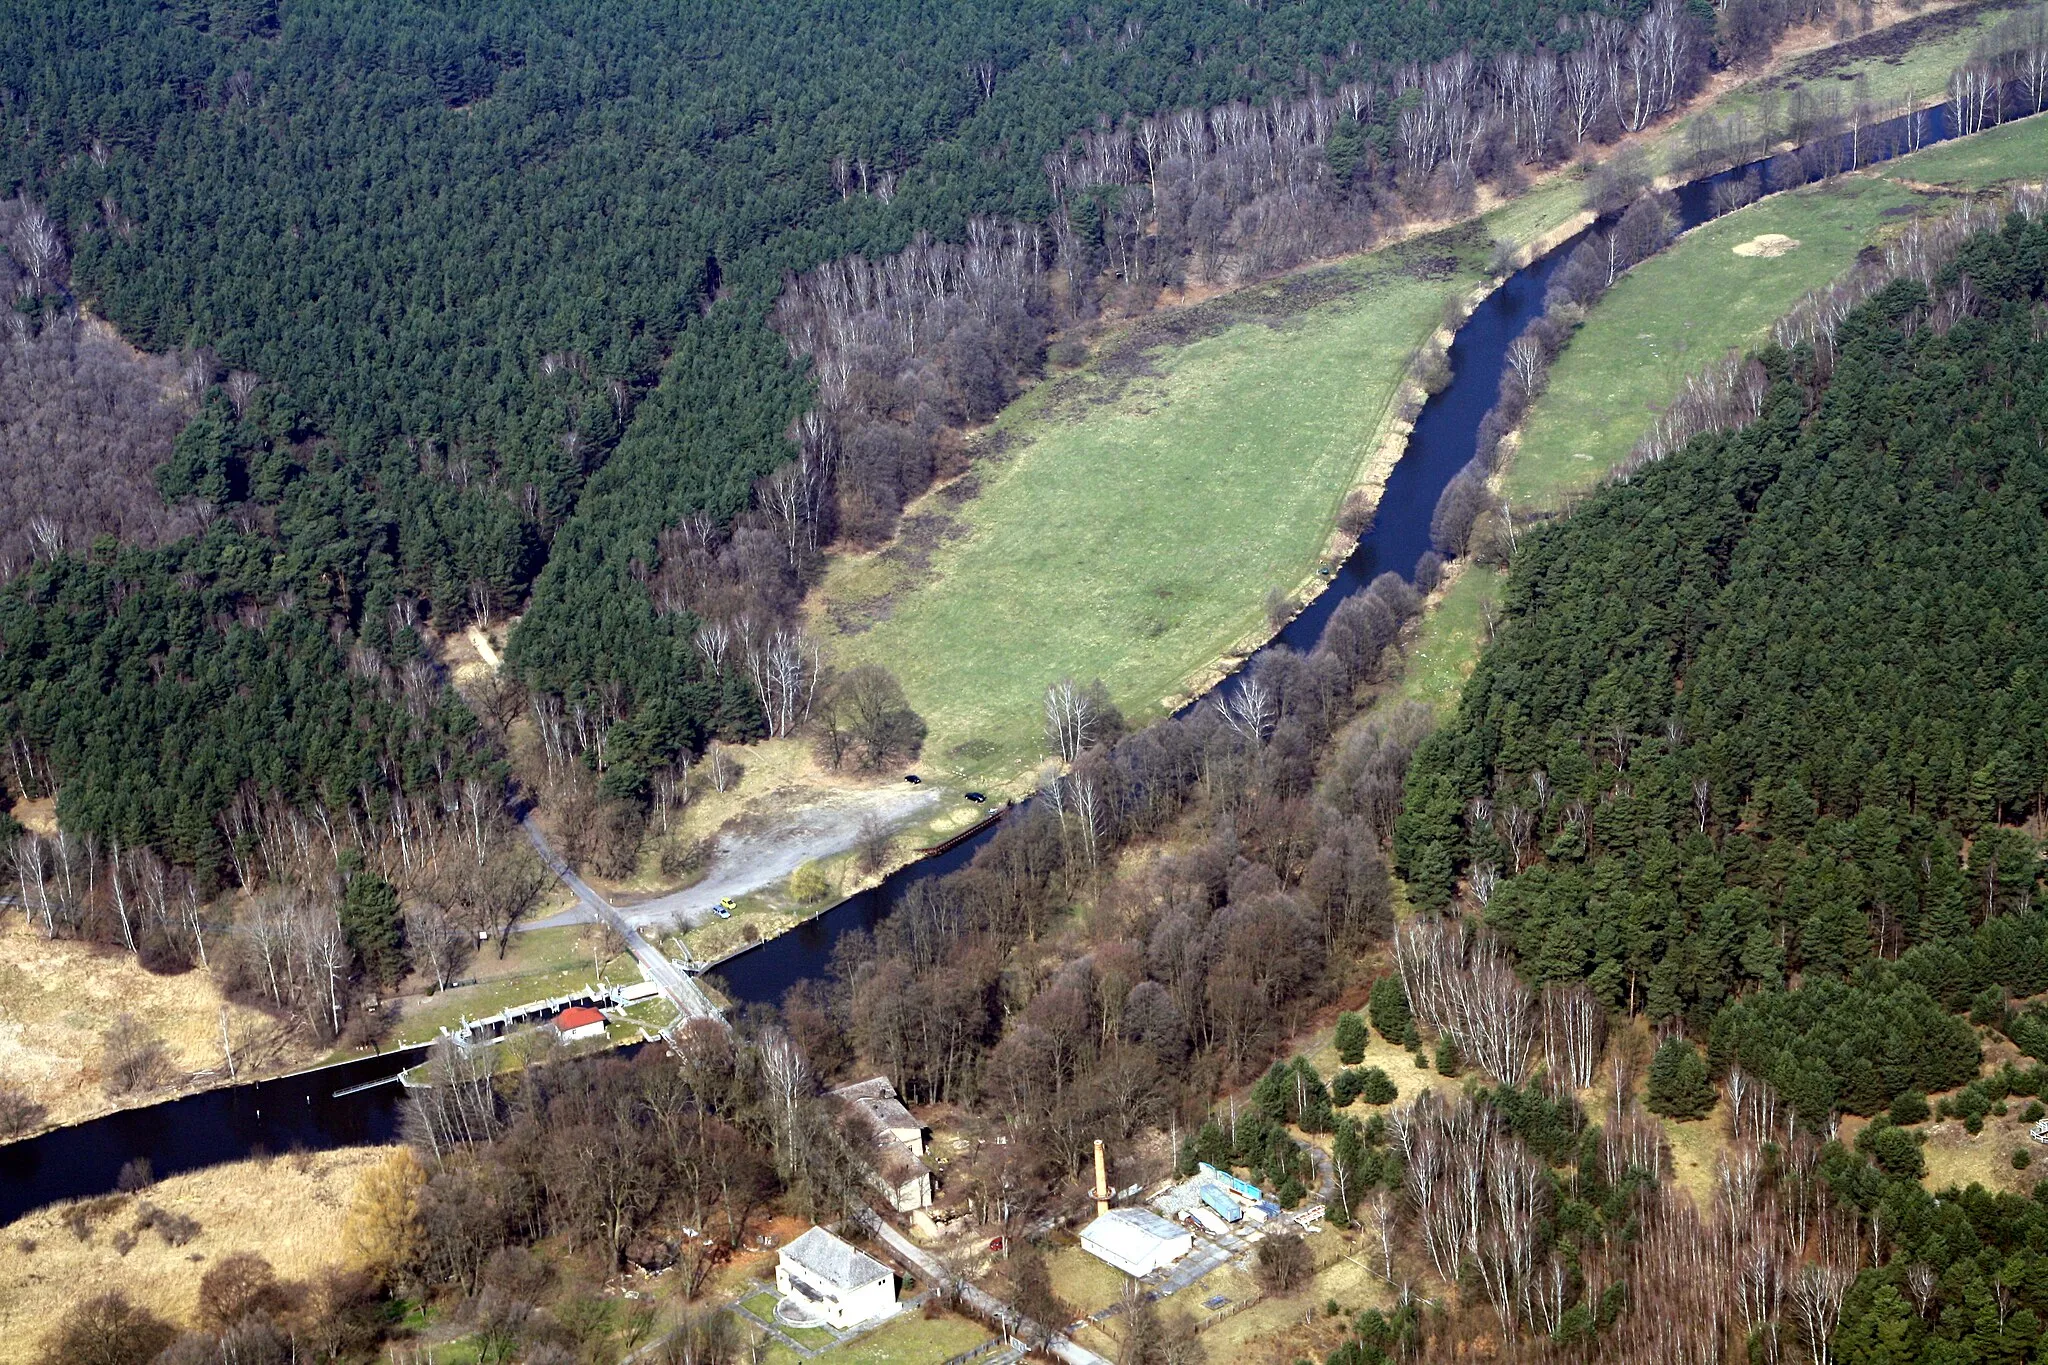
[1878,104,2048,185]
[1511,112,2047,508]
[1653,0,2026,177]
[1507,176,1935,506]
[1393,563,1508,719]
[815,232,1492,785]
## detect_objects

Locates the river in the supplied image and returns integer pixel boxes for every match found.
[0,94,2002,1225]
[710,94,1977,1007]
[0,1047,427,1226]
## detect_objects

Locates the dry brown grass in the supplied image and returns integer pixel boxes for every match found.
[1185,1233,1372,1364]
[0,1145,393,1361]
[7,798,56,836]
[1922,1114,2045,1196]
[1298,1025,1465,1114]
[0,921,313,1130]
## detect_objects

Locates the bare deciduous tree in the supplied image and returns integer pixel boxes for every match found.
[1044,677,1100,763]
[1395,918,1533,1085]
[1539,982,1605,1090]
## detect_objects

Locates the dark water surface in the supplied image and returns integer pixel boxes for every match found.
[0,1047,426,1226]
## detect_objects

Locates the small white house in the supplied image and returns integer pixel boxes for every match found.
[550,1006,607,1043]
[1079,1208,1193,1278]
[776,1227,897,1329]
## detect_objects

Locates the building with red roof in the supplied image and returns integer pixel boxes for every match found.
[551,1005,607,1042]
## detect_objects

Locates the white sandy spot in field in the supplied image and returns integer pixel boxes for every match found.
[1733,233,1801,258]
[465,625,502,670]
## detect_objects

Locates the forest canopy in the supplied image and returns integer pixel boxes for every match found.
[0,0,1658,835]
[1397,206,2048,1121]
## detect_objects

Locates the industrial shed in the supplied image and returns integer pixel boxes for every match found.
[831,1076,934,1212]
[1080,1207,1193,1278]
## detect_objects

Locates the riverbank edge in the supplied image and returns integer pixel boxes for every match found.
[1157,209,1598,718]
[1389,100,2048,746]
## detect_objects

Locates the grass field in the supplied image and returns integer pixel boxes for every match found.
[382,924,637,1047]
[1920,1113,2044,1195]
[1390,563,1507,719]
[1510,174,1937,505]
[1513,112,2047,506]
[1480,172,1595,258]
[1044,1242,1135,1319]
[1652,0,2026,177]
[0,1146,389,1362]
[814,232,1491,786]
[816,1311,991,1365]
[1171,1232,1380,1365]
[1880,104,2048,184]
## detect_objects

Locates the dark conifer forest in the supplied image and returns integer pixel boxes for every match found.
[2,0,1705,844]
[1398,209,2048,1123]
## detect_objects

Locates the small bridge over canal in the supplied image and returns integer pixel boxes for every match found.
[520,817,725,1028]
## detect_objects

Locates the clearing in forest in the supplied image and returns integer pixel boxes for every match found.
[1511,110,2048,509]
[813,231,1492,786]
[1508,174,1935,508]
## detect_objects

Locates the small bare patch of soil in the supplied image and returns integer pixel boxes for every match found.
[1733,233,1803,257]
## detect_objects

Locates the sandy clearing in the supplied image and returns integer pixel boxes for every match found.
[465,625,502,670]
[1732,233,1802,258]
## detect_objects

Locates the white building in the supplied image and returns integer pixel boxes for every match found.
[549,1005,607,1043]
[776,1227,897,1329]
[831,1076,935,1212]
[1079,1208,1193,1278]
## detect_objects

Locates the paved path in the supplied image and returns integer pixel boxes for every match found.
[523,786,942,934]
[862,1212,1112,1365]
[519,816,722,1025]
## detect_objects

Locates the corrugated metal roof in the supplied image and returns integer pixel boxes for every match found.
[1081,1207,1188,1264]
[782,1227,890,1292]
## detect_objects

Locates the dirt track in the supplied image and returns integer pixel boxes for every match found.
[523,783,941,933]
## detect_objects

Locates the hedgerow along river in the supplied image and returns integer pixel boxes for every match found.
[0,94,1996,1225]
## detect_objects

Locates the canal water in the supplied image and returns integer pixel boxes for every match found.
[0,1047,427,1226]
[0,95,2003,1223]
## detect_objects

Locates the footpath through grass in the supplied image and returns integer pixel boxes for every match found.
[816,230,1492,785]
